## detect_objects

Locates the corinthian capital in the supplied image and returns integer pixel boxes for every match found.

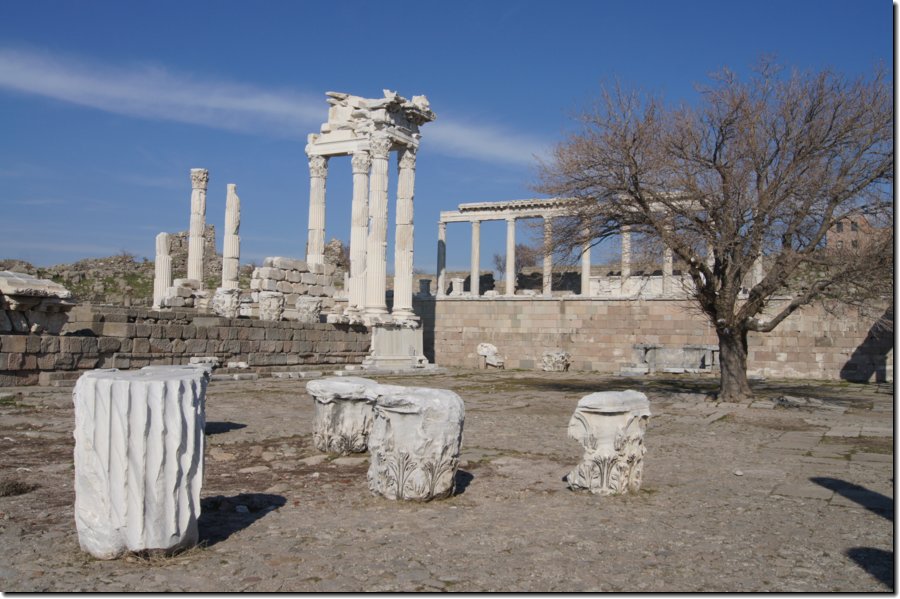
[398,147,417,171]
[308,155,328,178]
[369,134,393,160]
[351,151,371,175]
[190,168,209,190]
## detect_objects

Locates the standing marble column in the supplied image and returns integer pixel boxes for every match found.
[187,168,209,284]
[542,218,553,296]
[221,184,241,290]
[581,229,591,297]
[436,222,447,297]
[306,155,328,267]
[621,226,632,279]
[348,151,371,314]
[392,147,417,319]
[469,220,481,296]
[365,134,392,317]
[153,233,171,309]
[662,247,673,296]
[505,218,516,296]
[752,257,764,286]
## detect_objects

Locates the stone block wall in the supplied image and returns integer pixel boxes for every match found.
[415,297,892,383]
[0,305,370,386]
[249,257,345,318]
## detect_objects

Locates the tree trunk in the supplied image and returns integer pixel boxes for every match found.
[717,327,754,402]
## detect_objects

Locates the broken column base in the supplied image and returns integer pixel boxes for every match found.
[360,322,430,370]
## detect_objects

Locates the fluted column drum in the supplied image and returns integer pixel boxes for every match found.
[73,366,208,559]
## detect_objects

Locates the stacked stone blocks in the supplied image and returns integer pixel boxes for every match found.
[417,297,893,382]
[249,257,343,321]
[0,306,370,386]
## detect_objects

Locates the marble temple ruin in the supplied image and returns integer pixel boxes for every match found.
[305,90,435,325]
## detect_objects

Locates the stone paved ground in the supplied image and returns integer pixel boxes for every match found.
[0,371,893,592]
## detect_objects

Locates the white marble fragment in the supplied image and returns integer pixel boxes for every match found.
[72,366,208,559]
[368,385,465,501]
[294,297,323,323]
[476,343,504,369]
[306,376,379,454]
[565,390,650,496]
[257,291,284,321]
[211,288,240,318]
[541,349,572,372]
[221,184,241,290]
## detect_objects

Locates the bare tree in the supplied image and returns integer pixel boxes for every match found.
[492,242,542,277]
[537,63,893,401]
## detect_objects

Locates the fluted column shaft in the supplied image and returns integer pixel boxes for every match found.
[221,184,241,290]
[393,148,417,318]
[662,246,674,296]
[306,155,328,267]
[187,168,208,283]
[365,135,392,316]
[348,151,371,314]
[470,220,481,296]
[505,218,516,296]
[543,218,553,296]
[581,229,591,296]
[153,233,171,309]
[621,226,632,279]
[437,222,447,297]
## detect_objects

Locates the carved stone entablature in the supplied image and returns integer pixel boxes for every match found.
[306,90,436,158]
[439,197,577,224]
[190,168,209,190]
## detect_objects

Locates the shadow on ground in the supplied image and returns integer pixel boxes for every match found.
[846,548,894,591]
[205,421,248,435]
[199,493,286,547]
[811,477,894,591]
[454,470,474,496]
[810,477,893,520]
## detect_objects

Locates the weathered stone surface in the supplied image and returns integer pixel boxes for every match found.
[211,288,240,319]
[368,384,465,501]
[306,376,378,454]
[476,343,504,369]
[258,291,284,321]
[294,297,323,324]
[565,390,650,496]
[72,365,208,559]
[0,271,73,299]
[541,350,572,372]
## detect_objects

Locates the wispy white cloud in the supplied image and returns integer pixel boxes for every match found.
[12,197,67,206]
[0,47,322,138]
[0,47,549,167]
[427,120,549,166]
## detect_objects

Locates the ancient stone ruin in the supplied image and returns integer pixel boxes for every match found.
[0,271,75,335]
[565,390,651,495]
[306,376,465,501]
[72,365,209,559]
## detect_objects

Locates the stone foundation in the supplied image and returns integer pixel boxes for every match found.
[416,297,893,383]
[0,305,370,386]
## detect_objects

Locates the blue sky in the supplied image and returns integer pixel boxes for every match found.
[0,0,891,273]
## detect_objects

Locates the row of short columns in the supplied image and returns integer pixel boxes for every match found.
[435,220,720,298]
[436,216,592,297]
[306,136,418,321]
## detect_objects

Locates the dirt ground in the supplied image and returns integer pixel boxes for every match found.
[0,370,893,592]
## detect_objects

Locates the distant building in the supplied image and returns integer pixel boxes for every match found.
[827,215,874,250]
